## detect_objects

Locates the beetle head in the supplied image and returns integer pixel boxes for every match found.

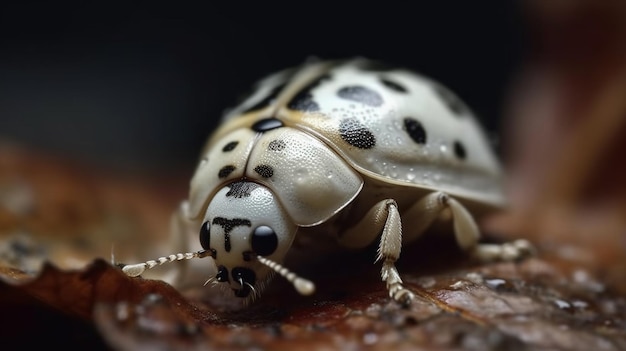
[121,181,315,303]
[200,181,302,299]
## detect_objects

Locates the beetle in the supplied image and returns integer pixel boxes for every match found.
[121,58,533,306]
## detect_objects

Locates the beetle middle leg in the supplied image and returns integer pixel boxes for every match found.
[338,192,534,306]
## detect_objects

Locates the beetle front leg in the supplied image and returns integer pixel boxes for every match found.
[339,199,415,305]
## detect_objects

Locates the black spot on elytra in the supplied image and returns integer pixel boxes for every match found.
[454,141,467,160]
[403,117,427,145]
[241,83,286,114]
[251,118,284,132]
[380,78,407,93]
[222,141,239,152]
[339,118,376,149]
[218,165,236,178]
[226,181,260,198]
[337,86,383,107]
[433,85,468,116]
[288,93,319,112]
[254,164,274,178]
[268,139,286,151]
[287,74,331,112]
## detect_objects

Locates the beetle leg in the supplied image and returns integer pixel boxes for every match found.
[402,192,479,249]
[403,191,534,262]
[339,199,415,306]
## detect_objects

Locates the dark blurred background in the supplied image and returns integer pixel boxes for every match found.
[0,2,526,174]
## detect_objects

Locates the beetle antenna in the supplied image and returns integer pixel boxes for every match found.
[121,250,212,277]
[256,255,315,295]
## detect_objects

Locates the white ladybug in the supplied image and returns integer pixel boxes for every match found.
[122,58,533,306]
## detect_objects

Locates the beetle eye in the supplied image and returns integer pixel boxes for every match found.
[251,225,278,256]
[199,221,211,250]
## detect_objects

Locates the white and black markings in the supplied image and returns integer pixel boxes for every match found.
[337,85,384,107]
[212,217,251,252]
[218,165,236,179]
[268,139,286,152]
[338,118,376,149]
[403,117,427,145]
[287,90,319,112]
[254,164,274,178]
[222,141,239,152]
[287,74,331,112]
[242,62,468,170]
[379,77,408,93]
[251,118,284,132]
[225,181,259,198]
[241,83,287,115]
[453,141,467,160]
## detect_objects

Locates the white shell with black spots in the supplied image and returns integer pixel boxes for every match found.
[246,128,362,226]
[188,124,363,225]
[189,128,256,218]
[196,58,504,214]
[278,60,504,206]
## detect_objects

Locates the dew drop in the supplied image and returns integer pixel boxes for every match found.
[485,278,506,289]
[363,333,378,345]
[116,301,130,321]
[295,168,309,182]
[554,299,571,309]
